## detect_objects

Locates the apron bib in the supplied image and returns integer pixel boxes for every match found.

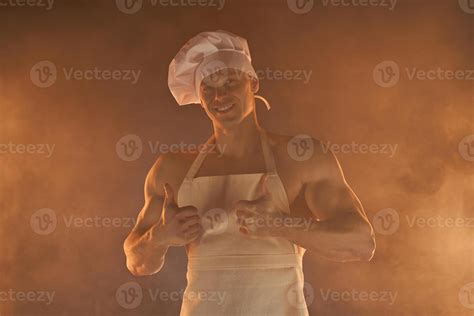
[177,130,309,316]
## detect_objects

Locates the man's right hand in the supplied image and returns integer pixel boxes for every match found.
[151,183,203,247]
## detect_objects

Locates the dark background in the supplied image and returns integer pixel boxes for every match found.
[0,0,473,315]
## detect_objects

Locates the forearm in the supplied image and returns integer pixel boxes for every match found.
[273,212,375,262]
[124,227,169,276]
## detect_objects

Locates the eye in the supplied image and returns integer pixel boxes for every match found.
[225,78,237,86]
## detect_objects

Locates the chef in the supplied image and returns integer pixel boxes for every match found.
[123,30,376,315]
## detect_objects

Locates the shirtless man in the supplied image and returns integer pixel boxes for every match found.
[123,30,375,315]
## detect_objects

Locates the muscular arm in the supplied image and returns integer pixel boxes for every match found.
[277,146,376,262]
[123,155,170,276]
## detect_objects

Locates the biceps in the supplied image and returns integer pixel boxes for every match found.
[133,194,164,234]
[304,180,356,221]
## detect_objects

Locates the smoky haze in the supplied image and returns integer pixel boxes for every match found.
[0,0,473,315]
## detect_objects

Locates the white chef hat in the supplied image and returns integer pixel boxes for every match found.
[168,30,270,109]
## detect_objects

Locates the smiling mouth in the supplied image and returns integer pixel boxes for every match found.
[214,103,236,113]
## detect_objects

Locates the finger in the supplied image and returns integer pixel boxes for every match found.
[176,209,200,220]
[180,216,201,230]
[232,200,256,214]
[183,223,203,235]
[239,226,250,235]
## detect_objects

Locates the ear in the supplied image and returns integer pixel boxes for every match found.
[250,76,259,94]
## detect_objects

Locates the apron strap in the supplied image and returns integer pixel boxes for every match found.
[184,134,216,181]
[184,129,276,180]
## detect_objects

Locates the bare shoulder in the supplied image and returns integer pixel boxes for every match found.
[265,131,343,183]
[145,151,198,196]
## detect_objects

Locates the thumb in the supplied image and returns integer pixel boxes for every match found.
[256,174,271,200]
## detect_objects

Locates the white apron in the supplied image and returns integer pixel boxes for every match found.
[177,130,309,316]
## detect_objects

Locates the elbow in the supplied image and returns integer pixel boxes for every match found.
[126,257,163,277]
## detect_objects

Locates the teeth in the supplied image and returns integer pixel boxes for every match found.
[215,103,234,112]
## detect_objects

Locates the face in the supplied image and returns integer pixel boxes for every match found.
[199,68,259,128]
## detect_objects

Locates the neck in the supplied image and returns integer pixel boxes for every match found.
[213,111,263,159]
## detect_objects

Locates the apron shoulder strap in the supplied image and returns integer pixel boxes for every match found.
[184,129,276,181]
[184,134,215,181]
[260,129,278,175]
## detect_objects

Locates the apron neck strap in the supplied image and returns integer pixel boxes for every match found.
[184,129,277,181]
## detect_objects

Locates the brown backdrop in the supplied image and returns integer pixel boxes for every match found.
[1,0,473,315]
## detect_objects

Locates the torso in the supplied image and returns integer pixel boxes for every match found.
[162,131,317,219]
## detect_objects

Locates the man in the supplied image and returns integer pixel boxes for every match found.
[123,30,376,315]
